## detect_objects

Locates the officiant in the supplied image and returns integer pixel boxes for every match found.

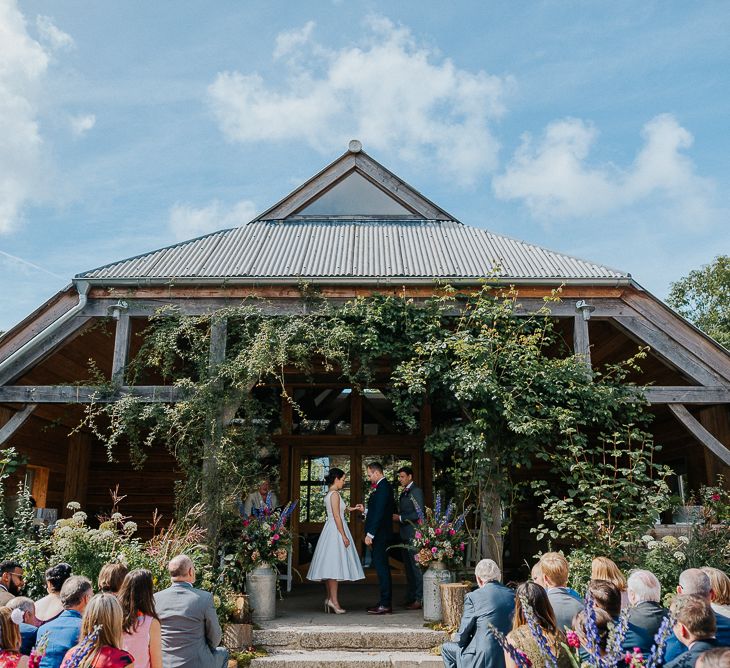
[393,466,424,610]
[241,478,278,516]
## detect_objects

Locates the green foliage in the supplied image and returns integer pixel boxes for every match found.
[668,255,730,349]
[0,447,35,560]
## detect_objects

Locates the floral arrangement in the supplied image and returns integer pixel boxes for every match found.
[410,493,471,569]
[228,494,297,573]
[697,477,730,524]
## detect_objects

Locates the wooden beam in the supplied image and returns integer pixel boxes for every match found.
[613,315,726,386]
[643,386,730,404]
[0,316,94,386]
[669,404,730,466]
[0,403,37,445]
[111,314,131,384]
[63,432,92,511]
[0,386,185,403]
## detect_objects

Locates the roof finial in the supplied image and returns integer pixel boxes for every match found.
[348,139,362,153]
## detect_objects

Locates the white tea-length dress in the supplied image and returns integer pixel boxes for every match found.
[307,491,365,581]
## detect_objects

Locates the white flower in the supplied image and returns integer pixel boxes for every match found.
[641,535,654,544]
[66,501,81,511]
[647,541,661,550]
[123,521,137,534]
[678,535,690,544]
[72,511,87,523]
[100,529,116,540]
[662,535,679,547]
[111,512,124,522]
[674,551,686,563]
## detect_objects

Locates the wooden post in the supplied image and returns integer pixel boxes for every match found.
[111,314,132,384]
[202,317,227,547]
[440,583,469,628]
[63,432,92,512]
[573,303,592,371]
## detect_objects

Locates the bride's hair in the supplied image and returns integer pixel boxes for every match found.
[324,468,346,486]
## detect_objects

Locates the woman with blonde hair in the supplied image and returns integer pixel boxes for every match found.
[505,581,571,668]
[0,606,29,668]
[60,593,134,668]
[701,567,730,618]
[591,557,628,608]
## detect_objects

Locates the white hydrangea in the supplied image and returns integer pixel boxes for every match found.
[66,501,81,511]
[123,521,138,534]
[110,512,124,522]
[641,535,654,544]
[674,551,686,563]
[647,541,661,550]
[72,511,87,523]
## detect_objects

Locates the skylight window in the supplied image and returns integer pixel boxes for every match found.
[294,171,414,216]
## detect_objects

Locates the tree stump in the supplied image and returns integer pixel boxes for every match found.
[440,583,469,628]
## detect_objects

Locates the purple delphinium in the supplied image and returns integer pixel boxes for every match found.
[582,593,603,668]
[434,491,442,519]
[520,595,558,668]
[64,625,102,668]
[411,496,426,524]
[488,623,533,668]
[645,614,675,668]
[604,610,631,666]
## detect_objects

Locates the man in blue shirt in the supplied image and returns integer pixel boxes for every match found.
[666,595,720,668]
[36,575,92,668]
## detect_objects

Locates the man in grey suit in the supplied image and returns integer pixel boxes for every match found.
[441,559,515,668]
[540,552,584,633]
[154,555,228,668]
[393,466,425,610]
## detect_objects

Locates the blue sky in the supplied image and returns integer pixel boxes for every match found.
[1,1,729,331]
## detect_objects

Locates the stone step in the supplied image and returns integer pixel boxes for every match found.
[253,626,447,652]
[250,649,443,667]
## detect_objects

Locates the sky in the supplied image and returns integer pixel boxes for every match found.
[1,1,729,331]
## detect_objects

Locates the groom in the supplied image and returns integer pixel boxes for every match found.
[364,461,395,615]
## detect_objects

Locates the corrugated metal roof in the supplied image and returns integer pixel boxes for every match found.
[77,220,628,281]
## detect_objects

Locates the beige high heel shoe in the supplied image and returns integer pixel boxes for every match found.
[325,600,346,614]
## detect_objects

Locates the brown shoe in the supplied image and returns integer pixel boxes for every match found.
[367,605,393,615]
[404,601,422,610]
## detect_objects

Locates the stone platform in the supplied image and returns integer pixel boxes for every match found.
[250,584,446,667]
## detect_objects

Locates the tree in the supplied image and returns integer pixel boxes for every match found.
[668,255,730,349]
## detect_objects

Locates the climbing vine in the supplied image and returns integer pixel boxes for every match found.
[79,286,671,558]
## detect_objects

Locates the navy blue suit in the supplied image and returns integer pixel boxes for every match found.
[664,611,730,663]
[365,476,395,607]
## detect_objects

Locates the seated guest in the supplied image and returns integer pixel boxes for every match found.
[7,597,40,655]
[573,608,613,661]
[665,570,730,664]
[624,570,669,655]
[588,579,622,619]
[540,553,583,633]
[591,557,629,608]
[37,576,93,668]
[153,555,228,668]
[60,593,133,667]
[505,581,571,668]
[0,606,29,668]
[119,569,162,668]
[0,561,26,606]
[97,563,129,596]
[666,595,719,668]
[36,564,73,623]
[697,648,730,668]
[441,559,515,668]
[241,479,278,516]
[702,568,730,619]
[531,563,545,587]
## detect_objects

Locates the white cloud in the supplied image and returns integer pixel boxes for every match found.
[168,199,258,241]
[493,114,716,224]
[208,16,512,186]
[69,113,96,138]
[0,0,51,233]
[36,14,74,50]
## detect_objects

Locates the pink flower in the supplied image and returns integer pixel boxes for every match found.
[418,519,423,525]
[435,528,442,535]
[242,520,250,527]
[566,631,580,649]
[712,493,721,502]
[431,547,437,553]
[459,542,465,551]
[415,531,422,539]
[449,529,455,535]
[273,534,280,541]
[625,653,632,664]
[424,539,429,545]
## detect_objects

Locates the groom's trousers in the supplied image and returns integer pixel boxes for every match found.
[372,535,392,606]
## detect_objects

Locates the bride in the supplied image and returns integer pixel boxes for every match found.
[306,467,365,613]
